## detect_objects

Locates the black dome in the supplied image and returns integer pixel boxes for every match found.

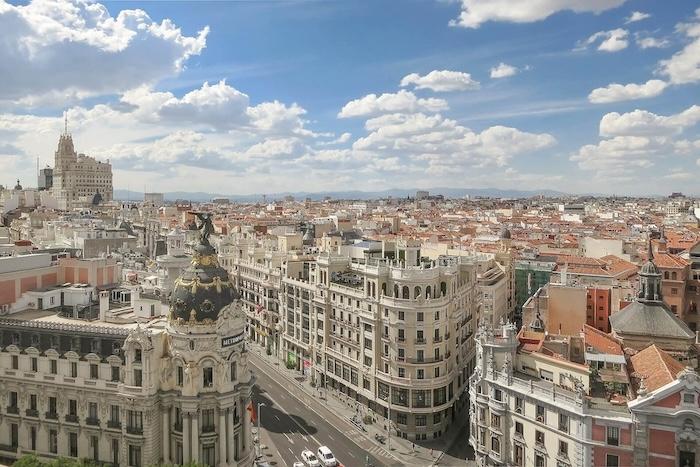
[169,239,239,324]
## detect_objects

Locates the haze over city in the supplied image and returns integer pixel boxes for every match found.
[1,0,698,196]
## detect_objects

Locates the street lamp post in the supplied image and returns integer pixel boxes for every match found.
[256,402,266,459]
[387,398,392,451]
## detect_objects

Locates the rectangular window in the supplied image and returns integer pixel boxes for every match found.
[491,414,500,429]
[11,355,18,370]
[494,389,502,401]
[230,362,237,381]
[129,444,142,467]
[90,363,99,379]
[417,369,424,379]
[69,399,77,416]
[559,413,569,433]
[112,439,119,465]
[515,397,523,412]
[514,444,524,466]
[535,454,545,467]
[559,440,568,456]
[607,426,619,446]
[30,426,36,451]
[536,405,546,422]
[112,366,120,382]
[51,360,58,375]
[31,357,38,372]
[491,436,500,454]
[49,397,57,415]
[417,312,424,322]
[49,430,58,454]
[398,311,404,321]
[535,430,545,445]
[133,369,142,387]
[71,361,78,377]
[69,432,78,457]
[111,405,120,423]
[177,365,184,386]
[128,410,143,432]
[515,421,523,435]
[397,412,407,424]
[10,424,18,448]
[364,338,372,350]
[540,369,553,382]
[415,415,427,426]
[203,367,213,387]
[89,402,98,419]
[134,349,142,363]
[606,454,619,467]
[435,367,440,377]
[202,409,215,432]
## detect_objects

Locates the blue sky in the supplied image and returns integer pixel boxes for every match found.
[0,0,698,195]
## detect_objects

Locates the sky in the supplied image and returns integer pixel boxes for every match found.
[0,0,698,196]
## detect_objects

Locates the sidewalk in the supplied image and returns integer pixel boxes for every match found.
[249,341,469,466]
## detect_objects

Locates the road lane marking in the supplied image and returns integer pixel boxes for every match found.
[275,415,281,421]
[263,391,323,448]
[328,434,334,441]
[301,435,308,442]
[348,452,355,458]
[284,433,294,444]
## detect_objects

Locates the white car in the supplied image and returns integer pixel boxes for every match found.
[301,450,321,467]
[317,446,338,467]
[293,463,305,467]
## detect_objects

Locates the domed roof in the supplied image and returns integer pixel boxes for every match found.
[499,226,511,239]
[14,179,22,191]
[169,214,238,324]
[640,260,659,276]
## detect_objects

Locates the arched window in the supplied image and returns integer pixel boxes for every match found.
[402,286,410,299]
[394,284,399,298]
[664,271,670,279]
[414,286,421,298]
[426,286,431,298]
[381,283,387,296]
[671,271,677,280]
[440,282,447,297]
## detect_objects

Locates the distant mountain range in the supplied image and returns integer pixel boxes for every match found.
[114,187,568,203]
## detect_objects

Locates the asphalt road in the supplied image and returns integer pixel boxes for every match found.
[250,354,401,467]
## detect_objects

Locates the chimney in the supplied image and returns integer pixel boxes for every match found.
[99,291,109,322]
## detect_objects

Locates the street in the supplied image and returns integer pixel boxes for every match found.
[250,354,401,467]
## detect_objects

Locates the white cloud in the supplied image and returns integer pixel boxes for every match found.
[625,11,650,24]
[490,63,518,79]
[663,171,692,180]
[449,0,626,28]
[572,104,700,175]
[588,79,668,103]
[0,0,208,105]
[599,105,700,137]
[581,28,629,52]
[353,112,555,167]
[400,70,480,92]
[658,8,700,84]
[636,36,670,49]
[338,90,448,118]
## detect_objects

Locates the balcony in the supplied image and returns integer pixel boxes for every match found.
[126,426,143,435]
[433,336,443,343]
[107,420,121,429]
[202,425,216,433]
[396,336,406,343]
[25,409,39,417]
[65,414,79,423]
[6,406,19,415]
[415,338,426,345]
[86,417,100,426]
[45,412,58,420]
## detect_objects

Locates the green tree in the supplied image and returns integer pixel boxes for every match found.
[12,454,46,467]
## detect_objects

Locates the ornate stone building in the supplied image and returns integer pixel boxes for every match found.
[0,216,253,466]
[52,119,113,210]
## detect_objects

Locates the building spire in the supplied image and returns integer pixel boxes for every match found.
[64,111,68,135]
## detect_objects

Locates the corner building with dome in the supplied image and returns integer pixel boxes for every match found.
[0,223,253,466]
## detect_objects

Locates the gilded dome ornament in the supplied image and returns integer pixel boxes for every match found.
[168,213,240,325]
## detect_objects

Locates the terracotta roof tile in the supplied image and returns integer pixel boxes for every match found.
[583,325,623,355]
[629,344,686,392]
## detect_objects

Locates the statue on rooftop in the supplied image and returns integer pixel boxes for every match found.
[190,211,214,245]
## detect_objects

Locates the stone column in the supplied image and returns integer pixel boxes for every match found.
[182,414,191,462]
[219,408,227,465]
[227,408,235,462]
[191,411,200,463]
[162,407,170,463]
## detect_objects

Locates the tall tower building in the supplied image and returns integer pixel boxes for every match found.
[52,114,113,210]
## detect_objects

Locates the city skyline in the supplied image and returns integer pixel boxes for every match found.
[0,0,699,196]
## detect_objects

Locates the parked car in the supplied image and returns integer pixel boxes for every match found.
[301,449,321,467]
[293,463,305,467]
[317,446,338,467]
